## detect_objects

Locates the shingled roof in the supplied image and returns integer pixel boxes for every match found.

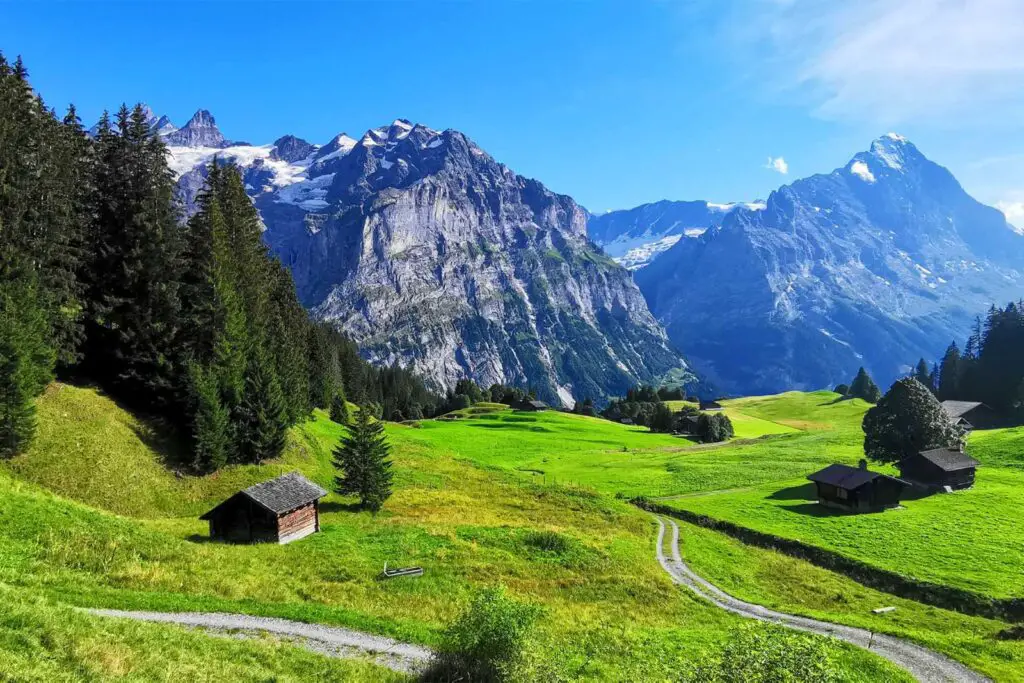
[940,400,986,419]
[915,448,980,472]
[807,463,904,490]
[200,472,327,519]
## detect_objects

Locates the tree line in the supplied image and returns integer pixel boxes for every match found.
[0,54,440,469]
[923,302,1024,420]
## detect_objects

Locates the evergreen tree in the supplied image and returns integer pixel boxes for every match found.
[848,367,882,403]
[863,378,963,464]
[937,342,962,401]
[0,276,55,458]
[188,364,230,472]
[82,103,183,415]
[238,353,289,464]
[330,391,350,425]
[913,358,934,393]
[649,402,675,433]
[333,407,394,512]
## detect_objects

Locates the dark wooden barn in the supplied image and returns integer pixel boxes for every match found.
[517,399,549,412]
[678,415,700,435]
[699,400,723,411]
[807,462,908,513]
[940,401,997,431]
[200,472,327,544]
[898,448,979,491]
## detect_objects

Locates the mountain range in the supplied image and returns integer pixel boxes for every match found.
[633,134,1024,395]
[140,109,693,406]
[123,108,1024,402]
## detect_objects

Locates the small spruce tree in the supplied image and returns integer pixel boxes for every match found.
[848,367,882,403]
[333,407,393,512]
[330,392,350,425]
[188,364,230,472]
[238,354,289,464]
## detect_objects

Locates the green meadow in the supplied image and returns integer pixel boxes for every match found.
[0,384,905,681]
[3,382,1022,679]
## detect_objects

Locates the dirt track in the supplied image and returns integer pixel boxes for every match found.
[653,515,989,683]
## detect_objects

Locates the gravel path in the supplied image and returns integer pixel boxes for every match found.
[84,609,433,675]
[653,516,989,683]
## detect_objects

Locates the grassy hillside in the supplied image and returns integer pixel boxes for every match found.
[678,522,1024,681]
[0,586,403,682]
[662,470,1024,599]
[0,384,906,681]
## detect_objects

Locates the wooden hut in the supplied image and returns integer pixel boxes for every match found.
[898,448,979,491]
[807,462,908,513]
[699,399,723,411]
[517,399,549,412]
[678,414,700,435]
[200,472,327,544]
[940,401,997,431]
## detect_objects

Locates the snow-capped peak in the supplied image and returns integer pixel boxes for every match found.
[867,133,913,171]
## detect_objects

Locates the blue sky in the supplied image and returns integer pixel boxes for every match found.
[4,1,1024,219]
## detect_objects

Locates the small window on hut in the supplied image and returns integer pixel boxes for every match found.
[836,488,848,500]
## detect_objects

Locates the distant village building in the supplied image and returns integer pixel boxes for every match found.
[699,400,723,411]
[517,399,549,412]
[940,401,997,431]
[807,461,908,513]
[898,448,979,491]
[200,472,327,544]
[620,417,635,426]
[678,415,700,435]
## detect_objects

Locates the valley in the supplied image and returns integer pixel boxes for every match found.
[2,383,1021,680]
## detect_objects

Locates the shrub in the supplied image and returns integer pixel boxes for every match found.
[833,383,850,395]
[863,377,963,464]
[428,586,542,682]
[686,624,838,682]
[523,530,571,554]
[696,412,734,443]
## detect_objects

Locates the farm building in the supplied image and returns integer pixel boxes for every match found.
[940,401,997,431]
[678,415,700,434]
[517,399,549,411]
[898,448,979,491]
[620,417,635,425]
[200,472,327,544]
[807,462,908,513]
[699,400,723,411]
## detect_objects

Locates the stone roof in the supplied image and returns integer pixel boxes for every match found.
[940,400,986,419]
[807,463,904,490]
[201,472,327,519]
[914,448,980,472]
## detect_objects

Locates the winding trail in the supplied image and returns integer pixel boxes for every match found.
[653,516,988,683]
[83,609,433,675]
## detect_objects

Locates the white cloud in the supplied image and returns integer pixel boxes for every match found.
[849,160,876,183]
[765,156,789,174]
[725,0,1024,125]
[996,200,1024,233]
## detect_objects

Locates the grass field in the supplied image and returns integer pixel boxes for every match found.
[0,384,906,681]
[4,383,1021,680]
[678,521,1024,681]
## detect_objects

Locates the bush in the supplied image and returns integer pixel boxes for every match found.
[863,377,963,464]
[833,383,850,396]
[522,530,571,554]
[686,624,838,682]
[696,412,734,443]
[428,586,541,682]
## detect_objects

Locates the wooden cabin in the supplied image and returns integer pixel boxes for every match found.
[898,448,979,491]
[699,400,723,411]
[678,415,700,435]
[200,472,327,544]
[619,417,635,426]
[517,399,549,412]
[807,462,908,513]
[940,401,997,431]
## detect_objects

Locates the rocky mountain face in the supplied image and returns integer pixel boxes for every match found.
[588,199,763,270]
[636,134,1024,396]
[143,113,692,405]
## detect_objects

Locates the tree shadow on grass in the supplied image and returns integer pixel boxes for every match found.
[319,501,365,514]
[467,423,553,433]
[818,396,854,407]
